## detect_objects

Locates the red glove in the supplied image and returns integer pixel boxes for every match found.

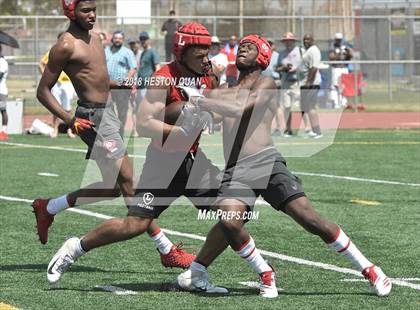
[69,117,94,135]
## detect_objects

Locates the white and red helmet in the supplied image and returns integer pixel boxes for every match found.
[239,35,272,70]
[62,0,81,21]
[173,22,212,61]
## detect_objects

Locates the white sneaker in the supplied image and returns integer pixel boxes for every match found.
[307,131,323,139]
[47,237,81,284]
[362,265,392,297]
[259,268,278,298]
[177,268,228,293]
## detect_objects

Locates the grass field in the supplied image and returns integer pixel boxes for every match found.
[0,130,419,310]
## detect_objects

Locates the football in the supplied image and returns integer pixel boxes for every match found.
[158,101,184,125]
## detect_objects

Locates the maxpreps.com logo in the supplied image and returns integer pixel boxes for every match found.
[137,192,154,210]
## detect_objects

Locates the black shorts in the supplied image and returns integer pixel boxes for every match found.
[300,85,320,113]
[216,147,306,212]
[128,146,221,218]
[75,102,126,160]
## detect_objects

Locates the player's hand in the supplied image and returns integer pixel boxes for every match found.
[179,103,200,136]
[199,111,214,135]
[69,117,94,135]
[179,105,214,136]
[178,85,204,105]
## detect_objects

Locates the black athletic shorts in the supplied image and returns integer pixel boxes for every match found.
[75,101,126,160]
[128,145,220,218]
[216,147,306,212]
[300,85,320,113]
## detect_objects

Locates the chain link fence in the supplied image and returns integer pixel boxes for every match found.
[0,14,419,110]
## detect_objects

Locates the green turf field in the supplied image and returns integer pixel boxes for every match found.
[0,130,419,310]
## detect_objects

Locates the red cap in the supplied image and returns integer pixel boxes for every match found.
[173,22,212,61]
[239,35,272,70]
[62,0,81,21]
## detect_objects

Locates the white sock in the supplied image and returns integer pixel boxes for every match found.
[46,195,70,215]
[2,125,6,132]
[190,261,207,273]
[236,237,272,274]
[150,229,173,255]
[328,228,373,271]
[74,238,86,258]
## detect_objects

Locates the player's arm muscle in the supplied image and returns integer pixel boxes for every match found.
[200,76,276,118]
[136,84,183,139]
[36,40,74,124]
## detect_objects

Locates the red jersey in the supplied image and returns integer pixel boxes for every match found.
[151,62,214,152]
[223,44,239,78]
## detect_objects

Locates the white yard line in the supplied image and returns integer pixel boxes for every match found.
[238,281,283,292]
[1,141,418,187]
[293,171,420,187]
[1,194,419,292]
[95,285,138,295]
[0,141,145,159]
[37,172,59,177]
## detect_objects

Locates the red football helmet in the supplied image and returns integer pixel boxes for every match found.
[173,22,212,62]
[239,35,272,70]
[62,0,81,21]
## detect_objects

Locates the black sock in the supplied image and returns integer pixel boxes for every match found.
[195,259,209,268]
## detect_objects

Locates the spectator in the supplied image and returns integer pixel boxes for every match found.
[128,38,142,69]
[0,44,8,141]
[137,32,161,99]
[261,38,282,136]
[38,32,76,138]
[275,32,303,137]
[299,34,323,139]
[161,10,182,62]
[328,32,353,109]
[223,35,239,86]
[209,36,228,86]
[105,31,137,137]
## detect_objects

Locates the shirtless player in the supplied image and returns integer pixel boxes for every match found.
[177,35,392,298]
[34,0,194,268]
[45,21,228,293]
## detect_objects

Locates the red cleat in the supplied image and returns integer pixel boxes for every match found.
[32,198,54,244]
[0,131,8,141]
[362,265,392,297]
[159,243,195,269]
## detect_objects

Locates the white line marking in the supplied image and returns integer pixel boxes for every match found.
[0,141,145,159]
[1,195,420,292]
[95,285,138,295]
[341,279,369,283]
[343,278,420,282]
[0,141,86,153]
[1,141,418,187]
[37,172,59,177]
[0,196,32,203]
[293,171,420,187]
[238,281,283,292]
